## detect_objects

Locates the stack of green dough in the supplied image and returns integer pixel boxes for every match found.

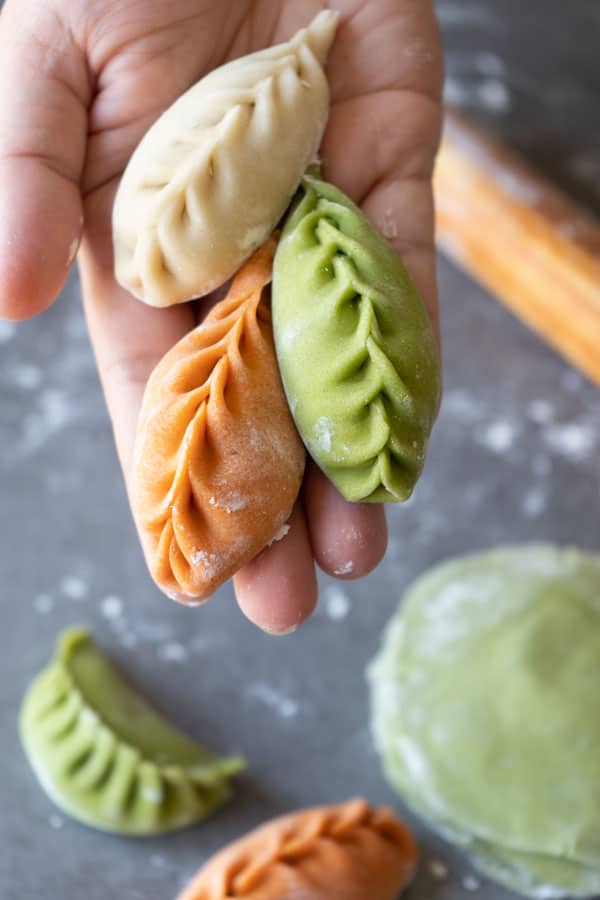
[369,545,600,898]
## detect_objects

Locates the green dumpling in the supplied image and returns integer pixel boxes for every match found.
[272,175,439,502]
[20,628,244,836]
[368,545,600,898]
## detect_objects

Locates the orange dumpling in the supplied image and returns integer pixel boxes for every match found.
[176,798,418,900]
[132,237,305,602]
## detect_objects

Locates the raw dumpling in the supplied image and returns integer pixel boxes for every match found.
[20,628,244,835]
[132,237,305,602]
[368,545,600,898]
[272,176,440,503]
[113,10,338,307]
[176,798,418,899]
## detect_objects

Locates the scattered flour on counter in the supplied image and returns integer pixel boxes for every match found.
[323,585,351,621]
[59,575,88,599]
[543,421,595,463]
[0,321,16,343]
[49,815,64,830]
[473,51,505,76]
[476,419,518,454]
[158,642,188,664]
[528,399,554,424]
[245,683,299,719]
[100,595,123,619]
[137,622,174,644]
[443,77,470,107]
[34,593,54,614]
[150,854,166,869]
[16,389,74,458]
[463,875,481,891]
[429,859,449,880]
[443,77,511,114]
[477,78,511,112]
[441,388,483,424]
[10,363,42,390]
[522,486,548,519]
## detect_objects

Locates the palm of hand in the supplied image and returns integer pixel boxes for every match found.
[0,0,442,631]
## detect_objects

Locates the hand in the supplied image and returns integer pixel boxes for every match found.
[0,0,442,632]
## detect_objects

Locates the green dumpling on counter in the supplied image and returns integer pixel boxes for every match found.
[20,628,244,835]
[272,175,440,503]
[369,545,600,898]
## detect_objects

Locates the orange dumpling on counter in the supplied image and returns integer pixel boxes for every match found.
[132,237,305,602]
[176,799,418,900]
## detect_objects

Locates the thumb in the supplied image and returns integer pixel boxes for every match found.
[0,0,89,320]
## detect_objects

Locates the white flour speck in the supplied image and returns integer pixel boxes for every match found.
[543,421,595,462]
[463,875,481,891]
[333,560,355,576]
[522,486,548,518]
[10,363,42,390]
[429,860,449,880]
[16,389,73,457]
[443,76,511,114]
[477,78,511,112]
[0,321,16,343]
[34,593,54,614]
[142,788,163,806]
[443,77,470,106]
[324,586,351,621]
[150,854,166,868]
[246,683,299,719]
[158,642,188,663]
[208,491,248,513]
[379,208,398,240]
[473,51,505,76]
[190,550,221,580]
[267,523,290,546]
[49,815,64,830]
[79,707,98,727]
[442,388,482,424]
[315,417,333,453]
[476,419,517,454]
[60,575,88,599]
[100,595,123,619]
[528,399,554,424]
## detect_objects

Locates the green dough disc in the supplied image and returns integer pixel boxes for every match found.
[272,175,440,503]
[368,545,600,897]
[20,628,245,835]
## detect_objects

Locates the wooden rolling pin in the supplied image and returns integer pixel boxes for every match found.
[434,111,600,386]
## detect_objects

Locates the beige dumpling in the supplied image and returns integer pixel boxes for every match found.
[112,10,338,308]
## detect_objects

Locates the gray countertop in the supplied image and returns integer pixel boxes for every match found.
[1,1,599,898]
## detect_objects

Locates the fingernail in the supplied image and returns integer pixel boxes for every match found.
[261,624,298,637]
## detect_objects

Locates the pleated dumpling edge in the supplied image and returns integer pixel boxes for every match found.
[20,627,244,835]
[113,10,339,308]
